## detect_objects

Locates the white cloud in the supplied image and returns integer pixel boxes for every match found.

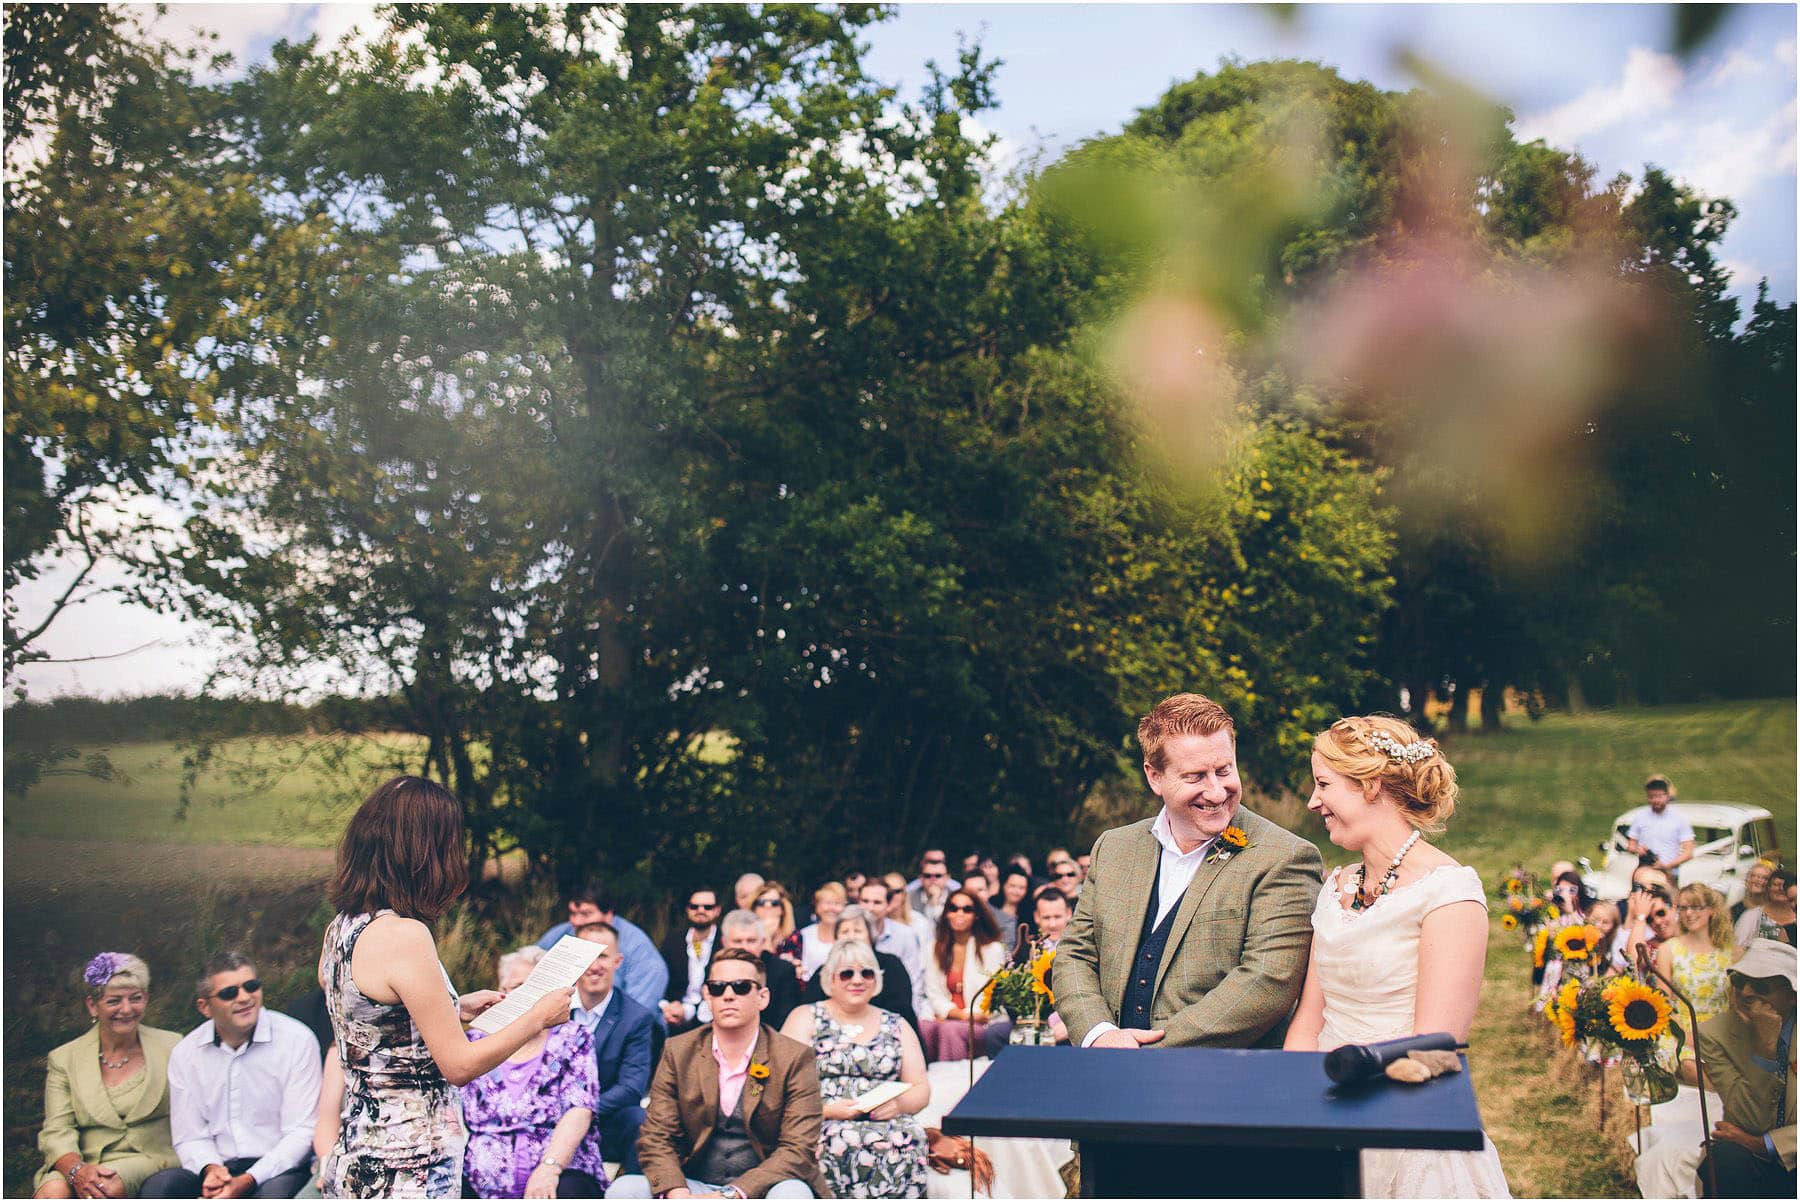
[305,3,384,55]
[1721,257,1767,287]
[1777,39,1796,67]
[1515,47,1684,147]
[1705,48,1764,88]
[153,5,309,77]
[1676,99,1799,204]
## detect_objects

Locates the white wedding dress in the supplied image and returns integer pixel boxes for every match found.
[1311,863,1512,1199]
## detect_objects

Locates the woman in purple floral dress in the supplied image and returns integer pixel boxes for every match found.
[461,948,608,1198]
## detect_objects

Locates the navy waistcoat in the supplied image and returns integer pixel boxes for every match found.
[1119,858,1183,1028]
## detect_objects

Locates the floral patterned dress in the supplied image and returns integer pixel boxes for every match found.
[321,911,466,1198]
[1669,943,1732,1024]
[808,1003,927,1199]
[461,1026,608,1197]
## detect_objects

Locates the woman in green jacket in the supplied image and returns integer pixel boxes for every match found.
[34,953,180,1198]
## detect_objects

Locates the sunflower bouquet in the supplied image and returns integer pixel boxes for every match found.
[1570,974,1683,1101]
[984,940,1056,1028]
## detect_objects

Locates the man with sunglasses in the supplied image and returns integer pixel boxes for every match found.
[142,953,320,1198]
[610,948,827,1200]
[905,851,950,924]
[662,889,723,1032]
[1049,860,1084,900]
[1613,865,1676,970]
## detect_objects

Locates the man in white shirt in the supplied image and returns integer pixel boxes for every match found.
[660,888,721,1030]
[858,878,929,1016]
[142,954,321,1198]
[1625,774,1696,883]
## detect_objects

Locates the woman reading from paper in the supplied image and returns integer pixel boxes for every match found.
[318,776,575,1198]
[1284,718,1509,1198]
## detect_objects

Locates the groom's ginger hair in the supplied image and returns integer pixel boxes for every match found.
[1138,693,1236,770]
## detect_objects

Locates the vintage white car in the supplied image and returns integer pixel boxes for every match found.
[1581,802,1784,907]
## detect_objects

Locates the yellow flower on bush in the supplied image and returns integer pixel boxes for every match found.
[1604,979,1672,1042]
[1554,924,1601,963]
[1532,928,1552,969]
[1501,914,1519,931]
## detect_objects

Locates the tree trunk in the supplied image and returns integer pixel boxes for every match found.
[1446,683,1469,733]
[1480,681,1505,732]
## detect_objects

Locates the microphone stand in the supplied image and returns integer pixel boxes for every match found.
[1632,944,1717,1198]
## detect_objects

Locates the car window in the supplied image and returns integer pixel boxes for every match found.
[1692,825,1731,849]
[1749,818,1780,856]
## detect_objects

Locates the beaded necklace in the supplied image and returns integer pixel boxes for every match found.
[1349,829,1422,912]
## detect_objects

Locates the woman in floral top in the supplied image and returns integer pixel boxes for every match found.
[1656,884,1737,1026]
[460,948,608,1198]
[779,940,930,1199]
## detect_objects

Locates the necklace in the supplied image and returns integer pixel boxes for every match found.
[1350,829,1422,912]
[98,1047,136,1070]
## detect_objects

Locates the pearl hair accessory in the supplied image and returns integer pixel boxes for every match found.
[1363,729,1437,765]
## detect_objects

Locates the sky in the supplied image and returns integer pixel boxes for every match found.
[12,2,1797,700]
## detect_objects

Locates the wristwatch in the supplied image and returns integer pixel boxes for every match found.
[540,1155,564,1172]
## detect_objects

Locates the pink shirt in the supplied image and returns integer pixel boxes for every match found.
[712,1036,754,1118]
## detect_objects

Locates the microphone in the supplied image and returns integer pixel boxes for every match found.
[1323,1032,1465,1084]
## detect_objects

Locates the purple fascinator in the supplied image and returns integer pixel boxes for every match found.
[83,952,128,988]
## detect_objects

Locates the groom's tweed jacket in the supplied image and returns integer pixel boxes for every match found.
[1055,806,1323,1048]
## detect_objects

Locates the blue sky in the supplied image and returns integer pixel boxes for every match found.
[16,2,1797,699]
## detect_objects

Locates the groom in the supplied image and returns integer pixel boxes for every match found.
[1056,692,1323,1049]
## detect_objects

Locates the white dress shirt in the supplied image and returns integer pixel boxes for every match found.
[168,1010,322,1183]
[571,985,617,1034]
[677,927,717,1021]
[874,919,930,1015]
[1081,808,1216,1047]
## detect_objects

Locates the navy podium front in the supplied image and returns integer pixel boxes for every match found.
[941,1045,1486,1197]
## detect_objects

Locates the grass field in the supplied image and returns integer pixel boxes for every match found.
[3,699,1793,1195]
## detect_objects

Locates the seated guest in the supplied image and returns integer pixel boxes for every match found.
[1550,871,1595,919]
[660,888,722,1033]
[142,953,320,1199]
[801,907,919,1038]
[1734,860,1777,924]
[881,873,935,950]
[569,925,656,1176]
[990,867,1032,954]
[462,946,609,1198]
[840,872,867,913]
[752,882,803,968]
[708,911,803,1030]
[1736,867,1797,951]
[1587,906,1621,977]
[1075,853,1091,885]
[538,882,670,1021]
[856,879,928,1018]
[1617,865,1676,969]
[35,953,180,1198]
[1046,857,1083,901]
[1657,885,1738,1028]
[607,949,827,1200]
[779,941,929,1199]
[919,890,1005,1063]
[904,852,950,925]
[1683,940,1795,1197]
[978,856,1001,900]
[734,873,766,912]
[1019,886,1072,955]
[794,883,846,981]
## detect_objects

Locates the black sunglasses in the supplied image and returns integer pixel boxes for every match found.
[704,979,760,997]
[1054,870,1079,879]
[211,979,262,1002]
[945,903,976,914]
[836,967,878,982]
[753,897,784,908]
[687,901,720,910]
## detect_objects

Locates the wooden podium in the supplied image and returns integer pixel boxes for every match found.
[941,1046,1485,1197]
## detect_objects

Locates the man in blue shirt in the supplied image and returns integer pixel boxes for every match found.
[539,881,670,1023]
[1626,774,1696,884]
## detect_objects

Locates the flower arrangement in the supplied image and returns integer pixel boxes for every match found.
[984,940,1056,1027]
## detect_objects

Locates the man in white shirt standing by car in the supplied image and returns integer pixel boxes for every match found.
[142,952,321,1198]
[1626,773,1697,885]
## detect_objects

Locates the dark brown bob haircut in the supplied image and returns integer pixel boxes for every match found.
[328,775,468,922]
[707,946,767,984]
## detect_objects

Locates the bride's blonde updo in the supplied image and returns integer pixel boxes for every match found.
[1313,715,1459,835]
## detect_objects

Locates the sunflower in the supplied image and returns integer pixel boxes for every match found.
[1605,978,1672,1042]
[1501,913,1519,931]
[1030,950,1056,1001]
[1504,877,1525,894]
[1532,928,1552,968]
[1557,979,1581,1015]
[1554,924,1601,963]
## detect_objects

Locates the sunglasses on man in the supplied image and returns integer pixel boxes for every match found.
[704,979,762,997]
[1054,869,1079,880]
[687,901,720,911]
[210,979,262,1002]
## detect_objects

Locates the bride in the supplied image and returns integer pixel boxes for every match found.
[1284,715,1511,1199]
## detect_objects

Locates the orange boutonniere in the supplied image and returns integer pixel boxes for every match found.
[747,1062,770,1081]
